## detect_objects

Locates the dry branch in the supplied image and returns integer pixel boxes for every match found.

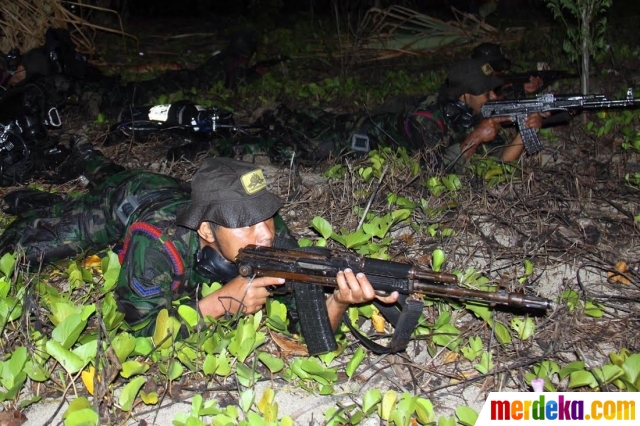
[0,0,138,56]
[354,6,521,63]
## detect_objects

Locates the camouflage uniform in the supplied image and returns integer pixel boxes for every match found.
[0,151,294,333]
[210,95,506,170]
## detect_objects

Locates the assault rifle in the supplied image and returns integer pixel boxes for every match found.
[481,88,640,154]
[500,69,578,96]
[236,245,552,355]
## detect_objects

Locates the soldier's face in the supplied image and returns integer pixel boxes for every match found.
[210,218,276,261]
[462,90,498,114]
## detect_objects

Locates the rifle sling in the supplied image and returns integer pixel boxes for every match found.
[343,295,424,354]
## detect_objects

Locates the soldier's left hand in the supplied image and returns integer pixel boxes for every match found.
[332,268,399,305]
[524,112,549,130]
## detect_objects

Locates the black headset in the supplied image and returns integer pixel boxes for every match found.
[442,100,475,128]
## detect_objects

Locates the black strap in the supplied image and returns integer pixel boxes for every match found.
[343,296,424,354]
[115,189,177,226]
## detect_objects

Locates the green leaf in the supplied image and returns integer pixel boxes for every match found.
[101,293,125,330]
[290,358,337,385]
[245,412,268,426]
[510,317,535,340]
[46,340,85,374]
[0,253,15,278]
[236,362,261,387]
[432,249,445,272]
[392,196,418,209]
[311,216,333,239]
[434,311,451,328]
[475,351,494,375]
[438,416,456,426]
[559,361,586,380]
[178,305,200,328]
[152,309,181,349]
[584,301,603,318]
[345,347,366,377]
[523,259,534,276]
[228,319,258,363]
[133,337,154,356]
[415,397,435,424]
[461,336,482,361]
[379,390,397,421]
[456,406,478,426]
[432,324,461,349]
[140,390,158,405]
[0,279,9,299]
[257,351,285,373]
[214,351,232,376]
[342,229,371,249]
[442,174,461,191]
[621,354,640,383]
[5,346,27,376]
[492,321,512,345]
[48,302,82,326]
[266,299,289,333]
[167,361,184,381]
[73,340,98,366]
[202,354,217,376]
[119,376,146,411]
[24,360,50,382]
[239,388,255,413]
[362,389,382,414]
[100,251,121,293]
[568,370,598,389]
[111,332,136,363]
[63,397,99,426]
[120,360,150,378]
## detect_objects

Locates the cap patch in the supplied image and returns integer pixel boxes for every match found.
[481,63,494,76]
[241,169,267,194]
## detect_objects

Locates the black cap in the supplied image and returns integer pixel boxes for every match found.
[176,158,283,230]
[471,42,511,72]
[443,58,504,98]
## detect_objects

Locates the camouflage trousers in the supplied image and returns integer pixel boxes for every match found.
[0,152,188,264]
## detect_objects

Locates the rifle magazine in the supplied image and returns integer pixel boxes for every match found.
[293,282,336,356]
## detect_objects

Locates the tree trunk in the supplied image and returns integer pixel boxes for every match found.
[580,4,590,95]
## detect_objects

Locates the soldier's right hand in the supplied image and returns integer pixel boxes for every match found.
[199,275,285,318]
[471,117,512,144]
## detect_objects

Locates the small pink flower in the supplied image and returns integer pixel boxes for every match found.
[531,378,545,392]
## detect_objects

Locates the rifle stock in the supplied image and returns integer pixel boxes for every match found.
[501,70,579,95]
[481,88,640,154]
[236,245,552,311]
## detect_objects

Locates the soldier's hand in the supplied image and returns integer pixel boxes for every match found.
[471,117,511,144]
[199,275,285,317]
[524,112,549,131]
[332,269,399,306]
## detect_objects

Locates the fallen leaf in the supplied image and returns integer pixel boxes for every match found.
[0,410,27,426]
[442,351,459,364]
[608,261,631,285]
[371,312,386,333]
[449,371,478,384]
[84,254,102,268]
[268,329,308,357]
[81,366,98,396]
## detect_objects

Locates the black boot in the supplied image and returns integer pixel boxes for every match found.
[1,188,65,216]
